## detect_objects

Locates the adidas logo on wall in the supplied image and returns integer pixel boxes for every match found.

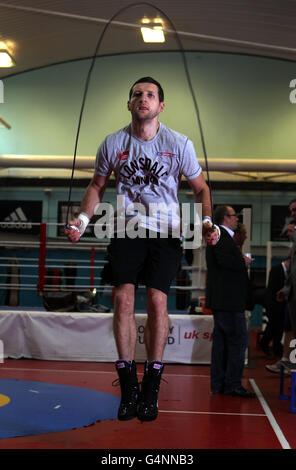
[0,206,32,229]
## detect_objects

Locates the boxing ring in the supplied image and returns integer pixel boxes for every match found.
[0,222,213,364]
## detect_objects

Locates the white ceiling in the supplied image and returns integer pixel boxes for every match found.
[0,0,296,79]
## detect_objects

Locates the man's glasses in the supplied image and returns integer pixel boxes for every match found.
[226,213,239,217]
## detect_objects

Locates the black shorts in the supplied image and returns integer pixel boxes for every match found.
[107,232,183,295]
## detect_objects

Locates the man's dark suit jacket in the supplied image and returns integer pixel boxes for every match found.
[205,226,251,312]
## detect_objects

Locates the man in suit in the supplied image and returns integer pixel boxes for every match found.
[285,200,296,338]
[260,257,290,357]
[205,205,255,398]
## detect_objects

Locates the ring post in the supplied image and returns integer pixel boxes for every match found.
[37,222,47,293]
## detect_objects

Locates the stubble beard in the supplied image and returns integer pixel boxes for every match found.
[133,108,159,123]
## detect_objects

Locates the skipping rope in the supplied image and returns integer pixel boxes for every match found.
[65,1,213,225]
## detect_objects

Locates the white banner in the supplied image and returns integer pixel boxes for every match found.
[135,314,213,364]
[0,310,214,364]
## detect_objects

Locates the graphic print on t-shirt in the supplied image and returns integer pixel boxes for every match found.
[95,123,201,233]
[119,153,173,185]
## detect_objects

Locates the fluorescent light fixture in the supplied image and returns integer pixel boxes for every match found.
[0,49,15,67]
[141,17,165,43]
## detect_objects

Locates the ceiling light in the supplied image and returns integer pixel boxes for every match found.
[0,49,15,67]
[141,17,165,43]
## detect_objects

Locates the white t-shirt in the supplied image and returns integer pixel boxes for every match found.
[95,122,201,234]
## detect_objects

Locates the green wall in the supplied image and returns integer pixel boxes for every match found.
[1,51,296,159]
[1,50,296,247]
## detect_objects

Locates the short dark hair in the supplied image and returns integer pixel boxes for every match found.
[289,198,296,206]
[214,206,229,225]
[129,77,164,102]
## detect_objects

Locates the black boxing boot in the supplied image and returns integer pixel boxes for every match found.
[114,360,139,421]
[138,360,164,422]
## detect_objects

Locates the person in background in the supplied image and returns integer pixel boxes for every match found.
[285,200,296,338]
[266,198,296,370]
[233,222,247,252]
[206,205,255,398]
[259,257,290,358]
[265,305,294,373]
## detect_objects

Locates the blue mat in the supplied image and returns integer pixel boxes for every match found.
[0,379,120,438]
